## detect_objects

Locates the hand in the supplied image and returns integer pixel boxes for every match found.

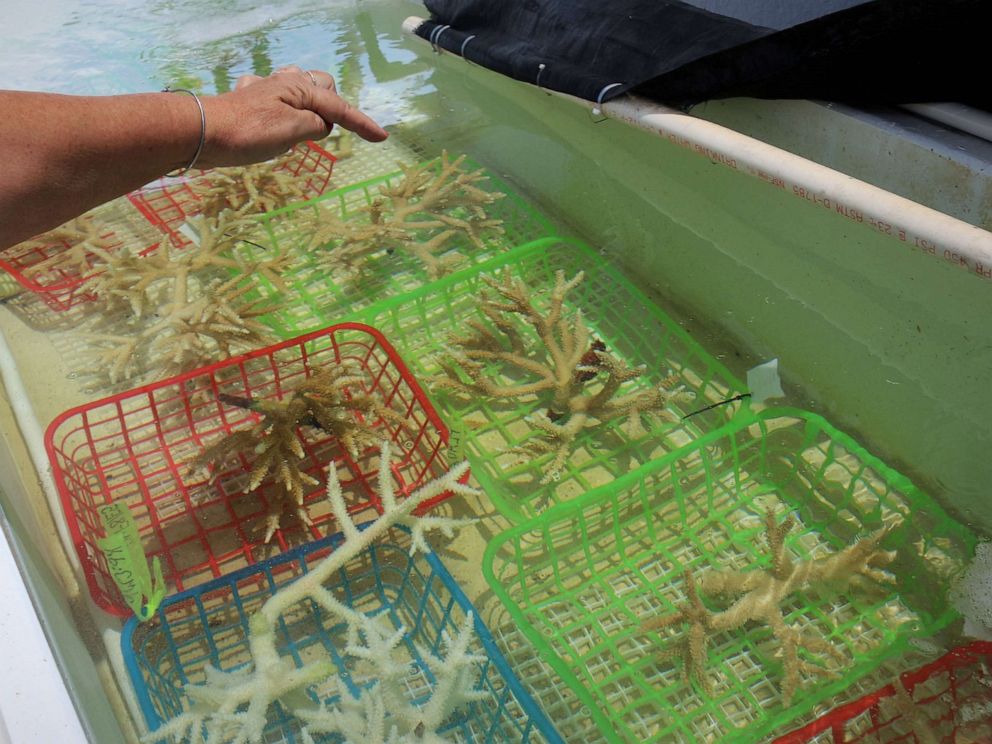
[198,65,387,168]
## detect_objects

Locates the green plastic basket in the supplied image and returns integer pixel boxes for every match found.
[483,408,976,743]
[353,237,744,523]
[240,156,555,338]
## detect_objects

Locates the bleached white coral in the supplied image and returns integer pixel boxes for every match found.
[298,612,488,743]
[150,442,481,744]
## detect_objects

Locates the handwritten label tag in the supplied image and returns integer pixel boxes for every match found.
[447,417,468,460]
[97,503,165,621]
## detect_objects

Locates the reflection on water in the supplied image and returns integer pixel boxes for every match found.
[0,0,428,107]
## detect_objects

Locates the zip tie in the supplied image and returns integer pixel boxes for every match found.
[459,34,477,59]
[162,87,206,178]
[434,24,452,48]
[536,63,547,88]
[591,82,623,118]
[429,24,451,52]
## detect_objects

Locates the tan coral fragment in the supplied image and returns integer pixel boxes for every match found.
[641,509,898,706]
[302,151,505,279]
[436,268,692,482]
[189,365,406,541]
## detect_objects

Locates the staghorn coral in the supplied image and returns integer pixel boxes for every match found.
[189,365,407,542]
[151,442,481,744]
[302,151,505,280]
[16,212,116,279]
[434,268,693,483]
[297,611,488,744]
[87,273,273,384]
[640,509,898,706]
[190,155,315,218]
[80,210,286,383]
[82,210,285,317]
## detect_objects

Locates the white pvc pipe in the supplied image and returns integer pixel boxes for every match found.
[403,16,992,283]
[902,103,992,144]
[0,328,79,569]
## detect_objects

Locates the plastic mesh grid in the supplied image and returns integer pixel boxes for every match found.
[353,237,744,523]
[0,196,162,312]
[483,409,977,744]
[122,527,563,744]
[128,141,337,250]
[485,602,607,743]
[774,642,992,743]
[45,323,459,617]
[237,155,556,339]
[323,133,425,188]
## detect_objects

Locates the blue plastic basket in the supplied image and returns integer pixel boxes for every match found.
[122,525,562,744]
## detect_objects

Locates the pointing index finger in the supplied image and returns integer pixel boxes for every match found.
[311,88,388,143]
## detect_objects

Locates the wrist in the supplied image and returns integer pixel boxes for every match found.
[195,93,236,169]
[160,89,206,176]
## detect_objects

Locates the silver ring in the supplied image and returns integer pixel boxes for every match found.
[305,69,318,86]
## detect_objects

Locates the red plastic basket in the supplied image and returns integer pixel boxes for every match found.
[45,322,461,617]
[774,642,992,743]
[0,229,128,311]
[128,141,336,249]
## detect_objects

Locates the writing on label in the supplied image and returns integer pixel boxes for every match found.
[447,418,468,460]
[97,503,165,621]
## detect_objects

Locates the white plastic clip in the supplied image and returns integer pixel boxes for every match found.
[746,358,785,405]
[591,82,623,120]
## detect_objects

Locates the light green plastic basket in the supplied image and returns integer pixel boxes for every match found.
[352,237,745,523]
[483,408,976,743]
[239,155,556,338]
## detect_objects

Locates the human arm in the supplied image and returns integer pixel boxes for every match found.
[0,68,387,250]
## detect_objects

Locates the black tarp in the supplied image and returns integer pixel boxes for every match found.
[415,0,991,109]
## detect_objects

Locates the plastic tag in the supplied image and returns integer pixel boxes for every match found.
[97,503,165,621]
[177,221,201,246]
[746,358,785,405]
[447,417,468,460]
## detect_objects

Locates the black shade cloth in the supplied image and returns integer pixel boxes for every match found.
[415,0,991,109]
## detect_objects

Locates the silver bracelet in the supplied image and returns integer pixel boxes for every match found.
[162,87,206,177]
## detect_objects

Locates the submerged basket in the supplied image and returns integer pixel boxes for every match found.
[0,233,108,310]
[354,237,744,523]
[483,408,976,743]
[238,154,556,338]
[46,323,458,617]
[0,199,161,312]
[774,642,992,743]
[128,141,337,249]
[122,526,563,744]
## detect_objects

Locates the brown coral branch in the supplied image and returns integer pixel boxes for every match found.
[302,151,505,280]
[189,365,406,541]
[436,268,692,482]
[80,210,283,384]
[189,156,314,218]
[641,569,716,694]
[16,212,116,279]
[641,510,898,706]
